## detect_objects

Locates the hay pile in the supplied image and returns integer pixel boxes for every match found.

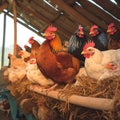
[4,73,120,120]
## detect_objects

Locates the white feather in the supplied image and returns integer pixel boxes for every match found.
[84,48,120,81]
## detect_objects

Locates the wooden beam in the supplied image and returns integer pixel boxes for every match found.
[116,0,120,7]
[17,2,71,41]
[66,0,75,5]
[17,2,50,24]
[29,85,114,111]
[50,0,92,27]
[79,0,120,29]
[13,0,17,56]
[0,1,9,12]
[93,0,120,20]
[73,4,107,29]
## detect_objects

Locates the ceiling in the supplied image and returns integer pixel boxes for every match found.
[0,0,120,43]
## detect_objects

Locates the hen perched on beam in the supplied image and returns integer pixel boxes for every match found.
[35,25,80,89]
[81,41,120,82]
[107,22,120,49]
[89,25,108,51]
[68,25,88,66]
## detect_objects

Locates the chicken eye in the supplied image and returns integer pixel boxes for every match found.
[88,48,92,51]
[49,32,54,35]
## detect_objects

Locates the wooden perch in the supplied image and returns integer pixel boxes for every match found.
[29,85,114,111]
[13,0,17,56]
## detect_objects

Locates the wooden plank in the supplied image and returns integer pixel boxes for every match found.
[17,2,71,35]
[0,1,9,12]
[116,0,120,7]
[73,4,107,29]
[65,0,75,5]
[50,0,92,27]
[79,0,120,29]
[93,0,120,20]
[13,0,17,56]
[29,85,114,111]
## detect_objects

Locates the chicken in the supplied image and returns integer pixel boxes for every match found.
[16,44,23,58]
[89,25,108,51]
[18,50,31,62]
[8,53,26,68]
[26,58,54,87]
[4,67,26,83]
[4,54,26,82]
[24,44,31,53]
[28,36,40,58]
[81,41,120,81]
[74,67,87,86]
[8,44,23,67]
[68,25,87,66]
[36,25,80,86]
[107,22,120,49]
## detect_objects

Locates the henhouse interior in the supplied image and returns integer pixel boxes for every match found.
[0,0,120,120]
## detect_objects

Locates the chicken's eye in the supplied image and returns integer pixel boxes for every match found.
[88,48,92,51]
[49,32,54,35]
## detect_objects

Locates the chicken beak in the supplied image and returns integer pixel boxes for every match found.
[42,33,47,37]
[81,51,86,55]
[80,31,84,35]
[89,31,93,35]
[107,29,111,33]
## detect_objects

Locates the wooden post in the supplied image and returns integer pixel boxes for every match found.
[13,0,17,56]
[29,85,114,111]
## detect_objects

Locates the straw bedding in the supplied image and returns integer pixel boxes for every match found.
[3,71,120,120]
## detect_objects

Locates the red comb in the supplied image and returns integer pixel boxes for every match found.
[108,22,115,28]
[83,41,95,50]
[29,36,34,41]
[45,25,57,33]
[90,25,98,31]
[78,25,83,29]
[28,36,34,44]
[24,45,27,48]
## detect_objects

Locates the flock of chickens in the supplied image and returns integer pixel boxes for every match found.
[3,22,120,91]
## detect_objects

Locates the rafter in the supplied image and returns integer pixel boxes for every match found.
[0,1,8,12]
[50,0,92,27]
[115,0,120,7]
[93,0,120,20]
[17,2,71,40]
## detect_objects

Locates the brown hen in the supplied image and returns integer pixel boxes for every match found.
[107,22,120,49]
[36,25,80,85]
[28,36,41,58]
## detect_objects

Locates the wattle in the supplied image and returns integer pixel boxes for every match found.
[84,54,90,58]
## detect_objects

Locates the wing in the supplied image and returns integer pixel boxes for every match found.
[98,32,108,49]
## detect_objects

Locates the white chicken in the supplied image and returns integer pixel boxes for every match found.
[26,58,54,87]
[81,41,120,81]
[18,50,30,62]
[4,54,27,82]
[4,67,26,83]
